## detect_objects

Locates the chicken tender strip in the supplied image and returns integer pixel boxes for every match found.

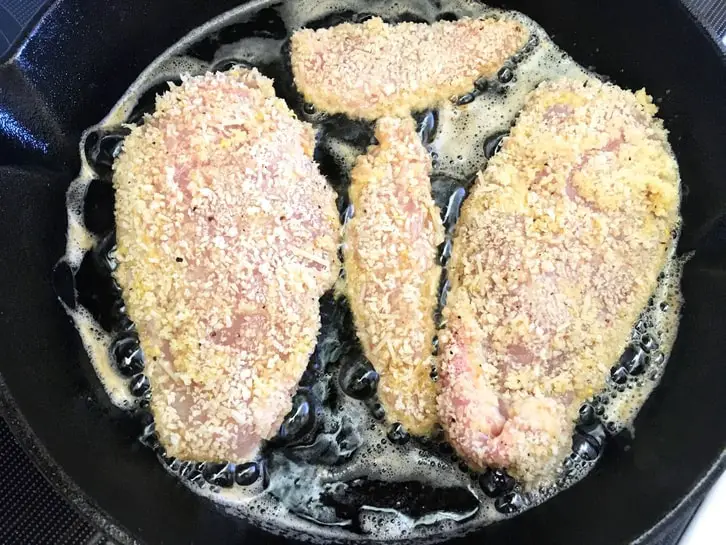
[113,68,340,462]
[438,78,680,484]
[290,16,528,120]
[344,116,444,435]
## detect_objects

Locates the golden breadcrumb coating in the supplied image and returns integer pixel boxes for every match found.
[438,78,680,484]
[290,17,528,120]
[113,68,340,462]
[344,116,444,435]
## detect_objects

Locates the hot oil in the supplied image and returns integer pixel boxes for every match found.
[55,0,684,542]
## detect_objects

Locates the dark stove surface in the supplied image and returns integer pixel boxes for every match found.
[0,0,723,544]
[0,0,45,58]
[0,417,110,545]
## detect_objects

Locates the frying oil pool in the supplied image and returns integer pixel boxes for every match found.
[57,0,684,542]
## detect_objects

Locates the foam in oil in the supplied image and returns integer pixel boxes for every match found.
[55,0,684,543]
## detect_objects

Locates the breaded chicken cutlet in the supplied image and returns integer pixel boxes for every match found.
[290,16,528,120]
[344,117,444,436]
[437,78,680,484]
[113,69,340,462]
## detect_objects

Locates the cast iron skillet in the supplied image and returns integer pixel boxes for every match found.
[0,0,725,543]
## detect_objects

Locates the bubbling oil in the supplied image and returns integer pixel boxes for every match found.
[55,0,684,543]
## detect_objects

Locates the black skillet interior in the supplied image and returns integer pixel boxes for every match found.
[0,0,725,543]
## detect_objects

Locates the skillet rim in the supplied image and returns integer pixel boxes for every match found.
[3,319,725,545]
